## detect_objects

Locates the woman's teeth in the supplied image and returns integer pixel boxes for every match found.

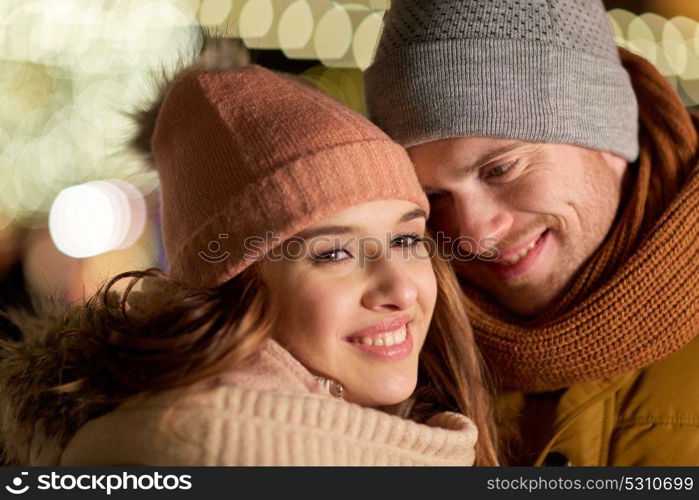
[500,237,539,266]
[349,325,407,346]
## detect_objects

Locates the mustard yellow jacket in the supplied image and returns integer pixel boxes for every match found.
[497,335,699,466]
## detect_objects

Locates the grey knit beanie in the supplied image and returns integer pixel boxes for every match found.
[364,0,639,161]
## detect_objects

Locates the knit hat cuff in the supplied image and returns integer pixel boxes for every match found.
[365,39,640,162]
[168,139,429,287]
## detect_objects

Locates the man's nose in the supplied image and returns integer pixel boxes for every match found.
[361,257,419,312]
[454,190,513,254]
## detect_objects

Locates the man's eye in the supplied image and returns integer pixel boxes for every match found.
[312,248,352,264]
[485,160,518,178]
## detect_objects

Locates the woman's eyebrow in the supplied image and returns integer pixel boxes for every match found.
[296,225,355,240]
[296,209,426,239]
[398,208,427,223]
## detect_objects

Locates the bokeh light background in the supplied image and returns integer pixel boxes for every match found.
[0,0,697,307]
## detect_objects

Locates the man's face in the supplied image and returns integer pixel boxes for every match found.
[409,137,628,316]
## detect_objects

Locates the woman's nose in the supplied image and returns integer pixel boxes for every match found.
[360,258,419,312]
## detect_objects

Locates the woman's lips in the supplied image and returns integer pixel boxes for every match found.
[487,229,550,280]
[344,315,414,361]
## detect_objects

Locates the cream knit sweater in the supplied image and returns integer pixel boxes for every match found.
[58,340,478,466]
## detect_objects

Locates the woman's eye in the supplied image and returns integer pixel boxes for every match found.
[312,248,352,264]
[392,233,425,247]
[485,160,518,178]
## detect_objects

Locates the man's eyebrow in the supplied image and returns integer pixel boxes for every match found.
[398,208,427,223]
[460,142,526,175]
[296,225,354,240]
[423,186,446,195]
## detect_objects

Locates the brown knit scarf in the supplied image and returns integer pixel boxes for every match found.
[462,49,699,393]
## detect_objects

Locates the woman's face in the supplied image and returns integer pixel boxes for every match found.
[262,199,437,407]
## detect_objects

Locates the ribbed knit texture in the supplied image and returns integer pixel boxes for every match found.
[59,341,477,466]
[364,0,639,161]
[461,50,699,393]
[152,65,429,287]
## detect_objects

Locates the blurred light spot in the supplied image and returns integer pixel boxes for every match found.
[369,0,389,9]
[682,40,699,80]
[103,180,147,250]
[328,0,388,8]
[607,13,625,46]
[626,38,658,65]
[314,4,352,64]
[659,20,687,76]
[353,11,383,70]
[628,15,656,44]
[49,180,146,258]
[299,64,327,86]
[0,0,201,226]
[181,0,202,16]
[636,12,666,42]
[239,0,274,38]
[49,183,117,258]
[199,0,233,26]
[679,77,699,103]
[0,61,55,134]
[279,0,314,51]
[669,15,698,40]
[607,9,638,39]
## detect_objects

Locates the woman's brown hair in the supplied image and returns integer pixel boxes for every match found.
[414,253,500,465]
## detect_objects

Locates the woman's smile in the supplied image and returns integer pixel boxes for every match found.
[344,314,414,361]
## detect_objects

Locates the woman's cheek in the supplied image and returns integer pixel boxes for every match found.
[407,257,438,314]
[288,271,358,331]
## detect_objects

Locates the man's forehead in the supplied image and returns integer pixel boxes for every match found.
[409,137,531,165]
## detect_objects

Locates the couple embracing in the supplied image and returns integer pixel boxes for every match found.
[1,0,697,466]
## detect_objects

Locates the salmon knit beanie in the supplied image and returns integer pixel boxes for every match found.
[149,65,428,287]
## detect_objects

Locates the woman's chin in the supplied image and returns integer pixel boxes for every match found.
[345,375,417,407]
